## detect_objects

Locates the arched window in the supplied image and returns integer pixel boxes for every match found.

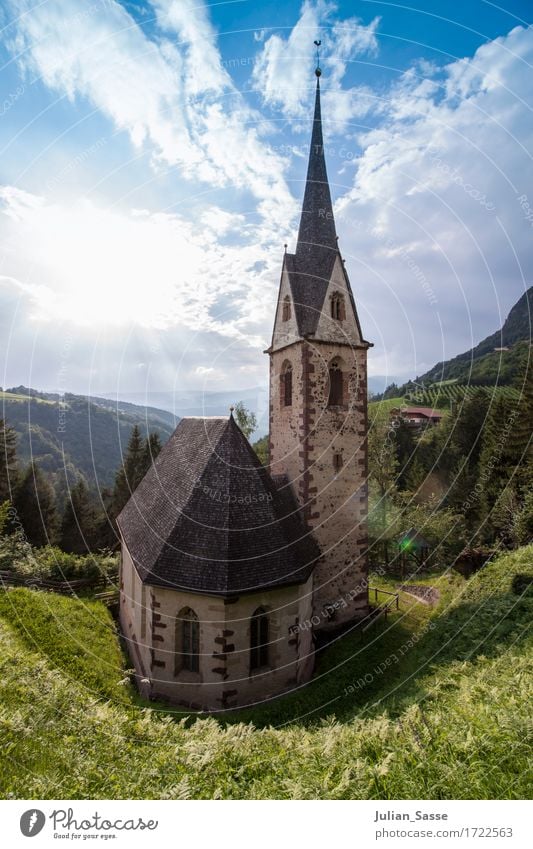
[250,607,269,671]
[331,292,345,321]
[282,295,291,322]
[280,361,292,407]
[175,607,199,674]
[328,359,345,407]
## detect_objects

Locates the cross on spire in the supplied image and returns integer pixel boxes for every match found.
[314,39,322,77]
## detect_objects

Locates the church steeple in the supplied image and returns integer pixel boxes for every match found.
[296,72,338,261]
[268,43,370,631]
[269,47,368,347]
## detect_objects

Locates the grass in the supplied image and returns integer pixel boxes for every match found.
[0,547,531,798]
[0,589,129,704]
[0,391,55,405]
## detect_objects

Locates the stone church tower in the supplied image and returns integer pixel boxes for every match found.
[268,66,371,628]
[118,62,372,712]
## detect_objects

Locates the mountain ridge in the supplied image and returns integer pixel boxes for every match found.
[412,286,532,387]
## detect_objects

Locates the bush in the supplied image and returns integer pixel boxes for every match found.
[0,534,118,583]
[34,547,118,582]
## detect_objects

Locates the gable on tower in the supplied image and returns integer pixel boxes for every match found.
[270,73,369,353]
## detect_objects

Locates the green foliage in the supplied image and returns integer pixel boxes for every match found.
[1,391,173,498]
[109,425,152,522]
[405,383,521,408]
[233,402,257,440]
[252,434,268,465]
[0,418,18,502]
[13,462,59,547]
[0,502,9,535]
[0,589,128,704]
[60,479,99,553]
[142,432,162,475]
[0,533,117,581]
[0,546,531,798]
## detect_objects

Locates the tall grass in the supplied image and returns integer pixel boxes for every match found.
[0,546,531,799]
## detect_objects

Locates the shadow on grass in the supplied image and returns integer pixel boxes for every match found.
[140,583,532,730]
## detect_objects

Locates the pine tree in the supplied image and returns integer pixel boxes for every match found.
[14,462,59,547]
[110,425,146,519]
[451,389,491,468]
[392,419,416,489]
[60,479,98,554]
[140,432,162,478]
[478,395,521,537]
[0,418,18,502]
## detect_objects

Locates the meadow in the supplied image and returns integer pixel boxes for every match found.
[0,546,531,799]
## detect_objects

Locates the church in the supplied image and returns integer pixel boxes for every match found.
[118,62,372,711]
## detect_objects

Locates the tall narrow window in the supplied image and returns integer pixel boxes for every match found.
[333,452,343,472]
[282,295,291,322]
[328,360,344,407]
[280,362,292,407]
[175,608,199,674]
[331,292,345,321]
[250,607,269,671]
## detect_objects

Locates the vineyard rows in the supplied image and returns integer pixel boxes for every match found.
[405,384,521,407]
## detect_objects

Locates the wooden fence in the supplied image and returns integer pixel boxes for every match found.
[363,586,400,632]
[0,570,119,605]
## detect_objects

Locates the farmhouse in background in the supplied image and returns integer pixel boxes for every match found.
[118,61,371,710]
[391,406,443,431]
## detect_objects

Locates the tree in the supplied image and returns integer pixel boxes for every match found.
[478,395,521,532]
[511,481,533,547]
[0,501,9,535]
[253,434,269,466]
[368,419,400,566]
[392,418,416,489]
[233,402,257,440]
[14,462,59,547]
[110,425,146,518]
[60,479,98,554]
[0,418,18,502]
[450,390,490,467]
[140,432,162,478]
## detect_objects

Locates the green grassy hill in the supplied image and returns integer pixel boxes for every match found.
[0,546,531,799]
[1,387,177,496]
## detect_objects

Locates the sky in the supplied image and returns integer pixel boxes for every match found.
[0,0,532,404]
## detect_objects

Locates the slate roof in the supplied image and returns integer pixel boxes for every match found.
[117,416,319,595]
[281,75,366,342]
[296,76,338,261]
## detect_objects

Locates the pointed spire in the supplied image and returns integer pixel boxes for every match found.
[296,56,337,262]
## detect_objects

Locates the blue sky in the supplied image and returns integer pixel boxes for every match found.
[0,0,532,403]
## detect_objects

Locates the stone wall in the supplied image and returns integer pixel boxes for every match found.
[269,339,369,628]
[119,546,314,711]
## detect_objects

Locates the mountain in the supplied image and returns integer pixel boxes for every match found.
[414,286,532,386]
[1,387,178,499]
[95,387,271,435]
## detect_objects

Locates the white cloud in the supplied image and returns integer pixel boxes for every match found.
[335,24,533,377]
[1,2,532,393]
[252,0,380,127]
[0,185,281,346]
[5,0,293,219]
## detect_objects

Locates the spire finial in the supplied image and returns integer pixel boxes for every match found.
[314,39,322,78]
